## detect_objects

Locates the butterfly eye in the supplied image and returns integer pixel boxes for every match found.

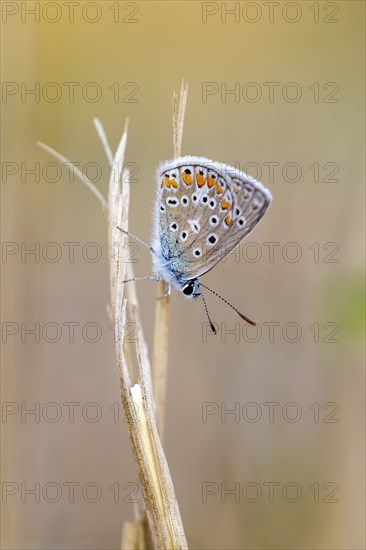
[182,281,195,296]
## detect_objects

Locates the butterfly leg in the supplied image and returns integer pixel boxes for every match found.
[122,276,159,284]
[156,282,171,300]
[117,227,155,253]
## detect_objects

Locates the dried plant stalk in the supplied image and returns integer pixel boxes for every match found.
[153,80,188,437]
[107,126,187,548]
[37,90,189,548]
[121,517,148,550]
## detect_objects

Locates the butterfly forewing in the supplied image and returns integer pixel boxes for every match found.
[157,156,271,280]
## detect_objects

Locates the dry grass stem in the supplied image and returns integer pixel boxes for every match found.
[38,104,188,548]
[153,80,189,437]
[36,141,108,210]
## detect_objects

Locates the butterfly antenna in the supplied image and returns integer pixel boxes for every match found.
[200,292,217,334]
[199,282,256,326]
[116,227,156,253]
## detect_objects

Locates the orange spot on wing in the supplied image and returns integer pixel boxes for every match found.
[221,198,231,210]
[216,183,224,194]
[196,173,206,187]
[182,172,192,185]
[207,176,216,188]
[234,185,239,194]
[161,174,170,187]
[243,190,250,199]
[224,214,231,226]
[170,179,178,188]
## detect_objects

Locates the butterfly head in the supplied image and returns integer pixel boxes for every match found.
[181,278,200,300]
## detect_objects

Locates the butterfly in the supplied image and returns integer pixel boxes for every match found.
[122,156,272,332]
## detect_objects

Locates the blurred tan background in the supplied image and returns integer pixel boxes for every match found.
[1,1,365,548]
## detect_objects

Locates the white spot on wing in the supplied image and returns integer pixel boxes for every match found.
[188,219,200,233]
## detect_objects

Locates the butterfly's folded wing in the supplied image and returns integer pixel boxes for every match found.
[156,157,272,281]
[179,169,272,279]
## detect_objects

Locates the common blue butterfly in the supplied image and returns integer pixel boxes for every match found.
[122,156,272,331]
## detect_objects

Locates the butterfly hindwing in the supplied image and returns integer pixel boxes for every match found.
[157,156,272,280]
